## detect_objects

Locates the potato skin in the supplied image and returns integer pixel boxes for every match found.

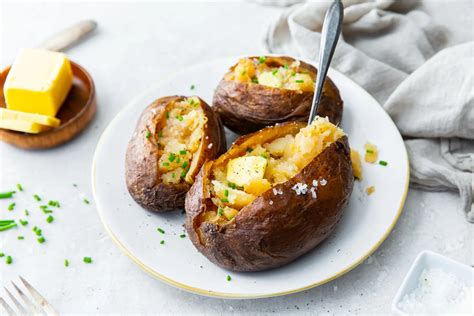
[212,56,343,135]
[185,122,354,271]
[125,96,226,212]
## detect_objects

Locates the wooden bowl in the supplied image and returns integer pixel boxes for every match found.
[0,61,96,149]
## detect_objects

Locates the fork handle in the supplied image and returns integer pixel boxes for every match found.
[37,19,97,52]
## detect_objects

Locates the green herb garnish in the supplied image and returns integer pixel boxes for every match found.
[379,160,388,166]
[283,64,288,69]
[24,209,29,216]
[37,236,46,244]
[179,150,187,155]
[19,219,28,226]
[246,147,253,153]
[0,220,15,226]
[157,228,165,234]
[0,253,4,257]
[0,191,15,199]
[0,223,17,232]
[258,56,266,64]
[251,77,259,84]
[6,256,12,264]
[83,257,92,264]
[65,259,69,267]
[180,170,187,178]
[8,203,15,211]
[33,194,41,201]
[224,190,229,197]
[46,215,54,224]
[171,173,176,178]
[181,161,189,169]
[165,111,170,119]
[160,240,165,245]
[17,184,23,192]
[163,162,170,167]
[168,153,176,162]
[176,115,184,122]
[48,200,60,208]
[145,130,151,139]
[221,198,229,203]
[83,198,90,204]
[272,69,278,76]
[179,234,186,238]
[190,84,195,90]
[175,157,181,163]
[217,207,224,216]
[35,229,42,236]
[366,149,374,154]
[157,131,163,138]
[227,275,232,281]
[17,236,24,240]
[295,79,304,83]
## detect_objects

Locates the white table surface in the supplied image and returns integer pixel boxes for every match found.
[1,1,473,314]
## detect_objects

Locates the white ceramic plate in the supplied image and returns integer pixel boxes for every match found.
[92,57,409,299]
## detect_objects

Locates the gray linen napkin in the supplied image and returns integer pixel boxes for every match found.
[262,0,474,222]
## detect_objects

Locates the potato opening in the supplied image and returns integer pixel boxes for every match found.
[155,97,207,185]
[207,117,344,222]
[224,57,315,92]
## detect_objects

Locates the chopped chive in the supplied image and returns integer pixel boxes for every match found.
[283,64,289,69]
[17,236,24,240]
[171,173,176,178]
[258,56,266,64]
[190,84,195,90]
[168,153,176,162]
[17,184,23,191]
[0,223,17,232]
[272,69,278,76]
[179,234,186,238]
[295,79,304,83]
[41,206,53,214]
[83,198,90,204]
[228,182,237,189]
[291,72,296,76]
[181,162,189,170]
[160,240,165,245]
[251,77,259,84]
[37,236,46,244]
[157,228,165,234]
[379,160,388,166]
[33,194,41,201]
[145,130,151,139]
[0,191,15,199]
[7,203,15,211]
[65,259,69,267]
[260,154,268,159]
[217,207,224,216]
[0,220,15,226]
[179,150,187,155]
[46,215,54,224]
[48,200,60,208]
[83,257,92,264]
[366,149,374,154]
[6,256,12,264]
[35,229,42,236]
[221,198,229,203]
[163,163,170,168]
[165,111,170,119]
[32,226,38,232]
[19,219,28,226]
[24,209,29,216]
[176,115,184,122]
[175,157,181,163]
[0,253,4,257]
[227,275,232,281]
[224,190,229,197]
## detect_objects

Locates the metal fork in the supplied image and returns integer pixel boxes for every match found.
[0,276,58,316]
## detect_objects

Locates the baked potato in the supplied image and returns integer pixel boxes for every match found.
[212,56,343,134]
[185,117,354,271]
[125,96,226,212]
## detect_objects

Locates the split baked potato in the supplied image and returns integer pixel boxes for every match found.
[212,56,343,134]
[125,96,226,212]
[185,117,354,271]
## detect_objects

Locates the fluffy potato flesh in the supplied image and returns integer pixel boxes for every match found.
[224,57,315,92]
[156,97,207,184]
[209,117,345,222]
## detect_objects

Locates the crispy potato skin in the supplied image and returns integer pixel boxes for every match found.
[212,56,343,134]
[125,96,226,212]
[185,123,354,271]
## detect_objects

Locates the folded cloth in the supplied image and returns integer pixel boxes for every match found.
[263,0,474,222]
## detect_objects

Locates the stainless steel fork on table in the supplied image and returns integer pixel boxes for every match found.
[0,276,58,316]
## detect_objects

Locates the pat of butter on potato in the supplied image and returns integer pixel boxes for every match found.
[4,48,73,117]
[227,156,268,187]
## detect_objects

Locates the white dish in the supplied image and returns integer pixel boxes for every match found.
[92,57,409,298]
[392,250,473,315]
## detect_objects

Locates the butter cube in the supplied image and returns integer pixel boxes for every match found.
[0,108,60,127]
[4,48,73,116]
[227,156,268,187]
[0,119,51,134]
